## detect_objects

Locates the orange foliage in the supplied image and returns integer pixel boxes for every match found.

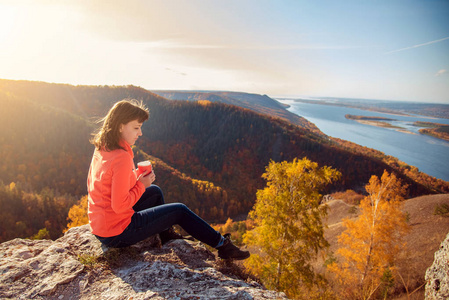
[328,171,410,299]
[0,79,446,243]
[65,196,89,232]
[331,189,364,205]
[212,218,249,245]
[197,100,212,106]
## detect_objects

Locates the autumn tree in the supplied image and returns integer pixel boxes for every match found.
[243,158,341,299]
[328,170,410,299]
[65,195,89,232]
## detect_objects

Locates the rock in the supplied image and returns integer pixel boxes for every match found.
[425,231,449,299]
[0,225,288,299]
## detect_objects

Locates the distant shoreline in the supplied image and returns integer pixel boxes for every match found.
[345,114,396,122]
[285,98,449,119]
[344,115,449,141]
[414,122,449,142]
[290,99,411,117]
[345,114,416,135]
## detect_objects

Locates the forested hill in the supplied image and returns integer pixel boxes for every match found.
[152,90,319,132]
[0,79,447,242]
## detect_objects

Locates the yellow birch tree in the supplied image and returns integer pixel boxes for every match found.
[64,195,89,232]
[328,170,410,299]
[243,158,341,299]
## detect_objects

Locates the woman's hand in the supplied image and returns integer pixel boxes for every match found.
[138,171,156,188]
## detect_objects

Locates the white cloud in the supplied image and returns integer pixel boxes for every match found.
[435,69,448,77]
[146,40,362,51]
[385,37,449,54]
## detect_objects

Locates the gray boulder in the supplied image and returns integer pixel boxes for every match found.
[0,225,288,299]
[425,231,449,299]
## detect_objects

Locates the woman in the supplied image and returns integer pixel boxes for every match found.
[87,99,249,260]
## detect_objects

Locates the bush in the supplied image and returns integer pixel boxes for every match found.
[434,203,449,216]
[31,228,51,240]
[331,189,364,205]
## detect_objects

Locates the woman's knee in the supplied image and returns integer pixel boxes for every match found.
[146,184,163,196]
[145,185,164,204]
[170,202,189,211]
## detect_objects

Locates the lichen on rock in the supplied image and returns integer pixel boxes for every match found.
[0,225,287,299]
[425,231,449,300]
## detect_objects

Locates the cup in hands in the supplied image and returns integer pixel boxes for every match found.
[137,160,152,177]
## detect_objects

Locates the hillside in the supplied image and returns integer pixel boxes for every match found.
[0,78,448,242]
[152,90,319,132]
[151,89,449,196]
[323,194,449,298]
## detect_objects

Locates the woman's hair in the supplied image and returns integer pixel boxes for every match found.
[91,99,149,151]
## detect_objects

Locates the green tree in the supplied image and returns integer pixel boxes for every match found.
[31,228,51,240]
[328,170,409,299]
[243,158,341,299]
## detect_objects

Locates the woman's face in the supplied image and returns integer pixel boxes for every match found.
[120,119,143,146]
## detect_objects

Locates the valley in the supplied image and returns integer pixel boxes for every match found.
[0,79,448,243]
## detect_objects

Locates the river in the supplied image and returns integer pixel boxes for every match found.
[277,99,449,182]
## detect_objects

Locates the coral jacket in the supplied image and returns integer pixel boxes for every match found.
[87,140,145,237]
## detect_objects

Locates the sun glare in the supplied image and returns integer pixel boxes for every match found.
[0,5,17,43]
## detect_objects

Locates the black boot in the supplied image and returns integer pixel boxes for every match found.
[159,227,194,245]
[217,234,250,260]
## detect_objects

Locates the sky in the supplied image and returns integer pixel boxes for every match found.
[0,0,448,103]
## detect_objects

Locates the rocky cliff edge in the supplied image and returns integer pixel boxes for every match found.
[0,225,287,299]
[425,231,449,299]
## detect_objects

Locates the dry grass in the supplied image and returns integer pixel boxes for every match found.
[323,193,449,299]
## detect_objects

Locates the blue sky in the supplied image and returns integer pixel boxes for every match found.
[0,0,448,103]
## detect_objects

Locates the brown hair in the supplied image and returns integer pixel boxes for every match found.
[91,99,149,151]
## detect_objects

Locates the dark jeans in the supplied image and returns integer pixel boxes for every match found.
[96,185,222,248]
